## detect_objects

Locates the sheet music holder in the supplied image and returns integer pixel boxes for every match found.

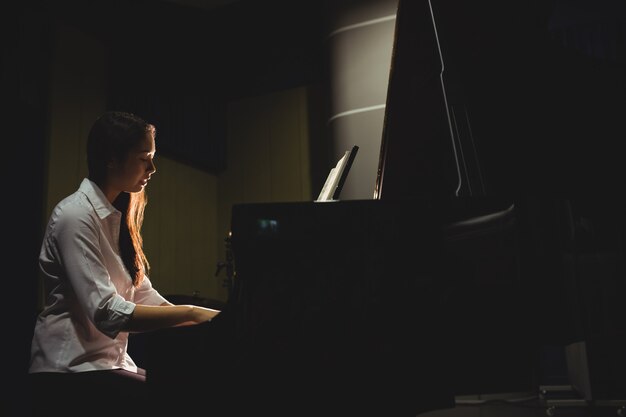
[315,145,359,202]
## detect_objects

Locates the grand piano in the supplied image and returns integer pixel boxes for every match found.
[141,198,461,416]
[139,0,626,414]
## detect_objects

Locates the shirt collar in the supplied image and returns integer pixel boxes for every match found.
[79,178,120,219]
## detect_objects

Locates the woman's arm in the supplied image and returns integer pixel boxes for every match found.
[122,304,221,333]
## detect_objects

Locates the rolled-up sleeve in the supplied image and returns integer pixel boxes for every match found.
[94,295,136,339]
[52,206,135,339]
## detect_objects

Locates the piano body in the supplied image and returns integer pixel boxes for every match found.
[142,199,456,416]
[140,0,626,413]
[141,199,528,416]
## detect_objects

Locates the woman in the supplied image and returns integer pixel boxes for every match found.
[28,111,220,416]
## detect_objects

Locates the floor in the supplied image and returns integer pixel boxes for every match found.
[419,388,626,417]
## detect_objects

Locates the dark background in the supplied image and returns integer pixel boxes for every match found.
[3,0,626,415]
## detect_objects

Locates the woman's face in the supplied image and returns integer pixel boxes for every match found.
[109,131,157,194]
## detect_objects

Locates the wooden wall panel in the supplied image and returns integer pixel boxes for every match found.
[143,157,218,299]
[215,86,315,301]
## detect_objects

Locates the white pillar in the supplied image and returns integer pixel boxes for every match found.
[325,0,399,199]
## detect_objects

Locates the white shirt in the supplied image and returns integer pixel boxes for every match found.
[29,178,168,373]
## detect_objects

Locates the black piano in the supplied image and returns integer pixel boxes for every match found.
[142,199,455,416]
[139,0,626,414]
[140,195,533,416]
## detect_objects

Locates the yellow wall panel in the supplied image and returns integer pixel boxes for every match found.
[215,86,317,301]
[142,156,219,300]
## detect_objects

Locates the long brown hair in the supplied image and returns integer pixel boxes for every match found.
[87,111,154,287]
[114,191,149,287]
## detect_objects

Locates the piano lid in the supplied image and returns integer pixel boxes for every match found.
[375,0,568,201]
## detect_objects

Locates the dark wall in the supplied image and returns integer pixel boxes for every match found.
[45,0,329,174]
[2,1,50,415]
[46,0,327,95]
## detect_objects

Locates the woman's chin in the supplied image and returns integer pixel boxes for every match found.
[126,184,144,193]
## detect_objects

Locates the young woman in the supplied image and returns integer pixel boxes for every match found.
[28,111,220,416]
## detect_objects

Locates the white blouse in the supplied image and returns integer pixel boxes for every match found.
[29,178,168,373]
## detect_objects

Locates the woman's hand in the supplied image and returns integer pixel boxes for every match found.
[126,304,221,332]
[190,305,221,324]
